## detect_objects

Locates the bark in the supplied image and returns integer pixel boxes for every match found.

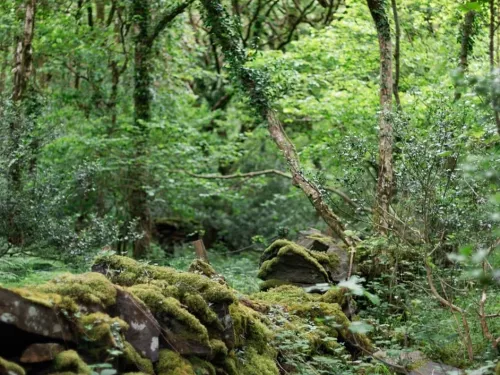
[95,0,105,22]
[367,0,393,234]
[130,0,153,258]
[8,0,37,247]
[12,0,36,102]
[490,0,500,135]
[460,10,476,72]
[129,0,192,257]
[391,0,401,109]
[200,0,353,246]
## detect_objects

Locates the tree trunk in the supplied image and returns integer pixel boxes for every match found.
[200,0,353,246]
[490,0,500,135]
[367,0,393,235]
[7,0,37,247]
[391,0,401,109]
[130,0,154,258]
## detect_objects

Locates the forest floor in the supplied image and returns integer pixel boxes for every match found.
[0,249,499,373]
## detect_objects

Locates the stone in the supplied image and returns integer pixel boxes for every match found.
[109,288,161,362]
[20,343,65,363]
[0,288,75,342]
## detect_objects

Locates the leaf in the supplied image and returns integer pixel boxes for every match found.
[363,291,380,305]
[348,321,373,334]
[338,276,365,296]
[459,2,482,12]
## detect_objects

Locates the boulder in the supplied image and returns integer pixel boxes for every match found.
[258,239,340,286]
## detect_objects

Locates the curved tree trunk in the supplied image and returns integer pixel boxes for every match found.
[367,0,393,235]
[200,0,352,246]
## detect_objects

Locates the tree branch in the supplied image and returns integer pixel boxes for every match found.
[169,169,372,213]
[147,0,194,46]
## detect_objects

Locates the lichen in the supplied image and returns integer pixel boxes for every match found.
[36,273,117,309]
[0,356,25,375]
[258,240,329,281]
[156,350,194,375]
[53,350,91,375]
[122,342,155,375]
[93,255,235,304]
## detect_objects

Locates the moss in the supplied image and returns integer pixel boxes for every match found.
[188,259,217,278]
[122,342,155,375]
[93,255,234,304]
[238,347,279,375]
[80,312,128,345]
[253,285,315,305]
[53,350,91,375]
[229,303,270,350]
[188,356,216,375]
[222,355,238,375]
[0,356,25,375]
[258,279,291,291]
[156,350,194,375]
[310,250,339,270]
[209,339,228,356]
[289,302,372,351]
[320,287,346,305]
[36,273,117,309]
[258,241,329,281]
[8,287,77,313]
[183,293,219,326]
[128,284,209,344]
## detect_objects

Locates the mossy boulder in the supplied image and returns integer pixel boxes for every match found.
[258,240,340,285]
[92,255,236,354]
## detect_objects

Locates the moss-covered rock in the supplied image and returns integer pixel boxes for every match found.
[128,283,210,345]
[0,357,25,375]
[156,350,195,375]
[188,356,216,375]
[53,350,91,375]
[80,312,128,346]
[36,273,117,309]
[92,255,234,304]
[258,240,331,284]
[122,342,155,375]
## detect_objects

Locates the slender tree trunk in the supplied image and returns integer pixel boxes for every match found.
[130,0,153,258]
[460,10,476,72]
[127,0,191,257]
[7,0,37,247]
[391,0,401,109]
[490,0,500,135]
[367,0,393,235]
[200,0,353,246]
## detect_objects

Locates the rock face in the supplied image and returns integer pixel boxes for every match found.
[0,255,372,375]
[258,230,349,290]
